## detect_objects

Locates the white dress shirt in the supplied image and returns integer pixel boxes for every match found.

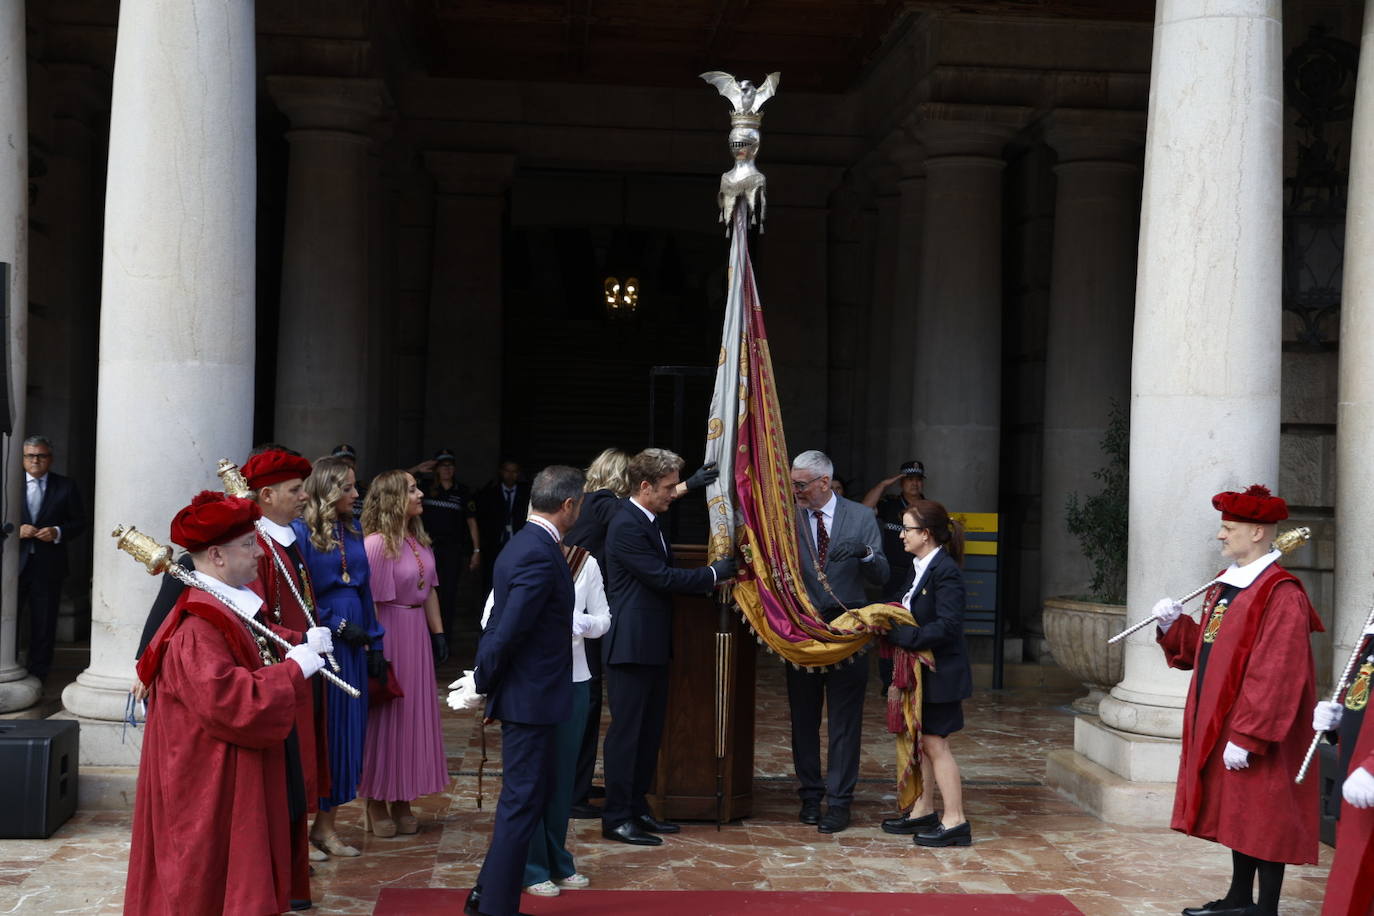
[25,472,62,542]
[900,546,943,610]
[479,554,612,683]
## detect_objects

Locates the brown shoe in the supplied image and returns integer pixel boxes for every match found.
[365,799,397,838]
[392,800,419,835]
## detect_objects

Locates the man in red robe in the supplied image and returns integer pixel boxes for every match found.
[1313,624,1374,916]
[124,492,328,916]
[242,449,335,900]
[1152,484,1322,916]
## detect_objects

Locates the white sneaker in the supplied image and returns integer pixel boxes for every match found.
[556,873,590,889]
[524,881,560,897]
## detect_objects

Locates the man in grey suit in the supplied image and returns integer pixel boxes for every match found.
[787,449,887,834]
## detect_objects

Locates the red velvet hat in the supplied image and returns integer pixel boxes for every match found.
[242,449,312,490]
[1212,484,1288,524]
[170,491,262,551]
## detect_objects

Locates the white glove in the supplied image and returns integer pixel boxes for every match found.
[286,644,324,679]
[1364,619,1374,637]
[1313,700,1344,733]
[1153,597,1184,632]
[304,626,333,655]
[448,669,475,692]
[572,613,597,637]
[1344,767,1374,809]
[446,669,485,711]
[1222,741,1250,770]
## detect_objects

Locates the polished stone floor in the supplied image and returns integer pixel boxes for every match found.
[0,648,1334,915]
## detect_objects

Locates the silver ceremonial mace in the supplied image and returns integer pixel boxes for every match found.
[1106,526,1312,645]
[114,524,362,699]
[1296,603,1374,784]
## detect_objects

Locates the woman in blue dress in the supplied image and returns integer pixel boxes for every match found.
[293,455,384,857]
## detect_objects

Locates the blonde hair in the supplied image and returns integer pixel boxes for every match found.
[303,456,358,552]
[362,470,432,556]
[586,448,630,497]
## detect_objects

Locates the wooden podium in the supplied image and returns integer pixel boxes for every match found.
[646,544,756,822]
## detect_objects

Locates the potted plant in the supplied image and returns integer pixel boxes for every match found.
[1043,401,1128,713]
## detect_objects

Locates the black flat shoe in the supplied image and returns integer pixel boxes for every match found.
[463,888,534,916]
[635,813,680,834]
[289,901,313,911]
[1181,901,1254,916]
[817,807,851,834]
[881,812,940,835]
[914,820,972,847]
[798,800,821,825]
[602,820,663,846]
[569,803,602,819]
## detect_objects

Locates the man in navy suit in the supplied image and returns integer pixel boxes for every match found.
[600,448,736,846]
[18,435,86,681]
[466,465,585,916]
[788,449,887,834]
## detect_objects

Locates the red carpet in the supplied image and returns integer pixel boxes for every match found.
[374,888,1084,915]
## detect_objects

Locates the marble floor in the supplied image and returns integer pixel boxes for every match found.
[0,647,1334,915]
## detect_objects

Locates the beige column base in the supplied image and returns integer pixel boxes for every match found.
[1045,716,1179,827]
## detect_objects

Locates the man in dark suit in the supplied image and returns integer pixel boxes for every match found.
[466,465,584,916]
[18,435,86,681]
[788,449,887,834]
[475,459,532,592]
[600,448,736,846]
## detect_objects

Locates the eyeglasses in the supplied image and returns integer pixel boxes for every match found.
[791,476,823,491]
[899,525,925,533]
[22,453,51,461]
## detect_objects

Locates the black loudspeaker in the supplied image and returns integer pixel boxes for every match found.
[0,719,78,838]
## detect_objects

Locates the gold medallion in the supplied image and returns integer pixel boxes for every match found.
[342,571,351,584]
[1202,599,1228,644]
[1345,659,1372,712]
[418,579,425,591]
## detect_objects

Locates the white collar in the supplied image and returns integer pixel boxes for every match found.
[189,570,265,617]
[25,472,44,485]
[808,492,837,519]
[630,497,658,523]
[527,514,561,543]
[1216,549,1280,588]
[258,516,296,547]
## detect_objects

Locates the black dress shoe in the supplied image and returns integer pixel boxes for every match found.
[914,820,972,847]
[569,802,602,819]
[881,812,940,835]
[635,813,680,834]
[817,807,851,834]
[799,800,821,825]
[289,901,313,911]
[463,888,536,916]
[602,820,664,846]
[1181,901,1254,916]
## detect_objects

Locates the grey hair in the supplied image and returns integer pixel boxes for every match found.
[23,435,53,452]
[792,450,833,479]
[530,465,586,512]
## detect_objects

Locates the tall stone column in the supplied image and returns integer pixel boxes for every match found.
[0,2,35,712]
[60,0,258,758]
[269,77,388,464]
[825,180,870,478]
[910,106,1028,511]
[1334,1,1374,688]
[862,164,899,486]
[883,142,925,473]
[422,152,513,483]
[1050,0,1284,824]
[1038,112,1143,603]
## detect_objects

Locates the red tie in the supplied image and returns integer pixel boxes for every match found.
[813,510,829,567]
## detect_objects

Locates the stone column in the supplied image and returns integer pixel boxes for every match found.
[1050,0,1284,824]
[1038,112,1144,603]
[422,152,513,482]
[269,77,388,464]
[883,141,925,473]
[1334,1,1374,688]
[0,2,35,712]
[60,0,258,757]
[910,106,1028,511]
[862,163,899,485]
[825,180,869,478]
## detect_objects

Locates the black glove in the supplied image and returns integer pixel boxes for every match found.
[709,557,738,581]
[337,621,372,649]
[826,539,870,563]
[886,624,919,648]
[684,461,719,491]
[366,648,386,680]
[431,632,450,665]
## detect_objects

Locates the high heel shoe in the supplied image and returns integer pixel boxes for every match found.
[392,800,419,835]
[364,799,397,838]
[309,832,359,857]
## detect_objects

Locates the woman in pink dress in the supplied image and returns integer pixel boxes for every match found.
[358,470,450,835]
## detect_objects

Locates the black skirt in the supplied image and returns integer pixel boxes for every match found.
[921,699,964,737]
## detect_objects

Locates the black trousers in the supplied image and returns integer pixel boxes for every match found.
[571,636,603,804]
[785,654,869,808]
[19,569,63,680]
[601,661,668,827]
[432,541,465,634]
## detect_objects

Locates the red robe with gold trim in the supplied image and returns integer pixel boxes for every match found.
[1324,636,1374,916]
[125,590,309,916]
[1158,562,1321,865]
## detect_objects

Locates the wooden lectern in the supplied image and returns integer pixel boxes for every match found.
[649,545,756,822]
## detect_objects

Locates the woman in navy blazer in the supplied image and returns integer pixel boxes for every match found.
[881,499,974,847]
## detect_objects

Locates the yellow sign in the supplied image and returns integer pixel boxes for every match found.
[952,512,998,534]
